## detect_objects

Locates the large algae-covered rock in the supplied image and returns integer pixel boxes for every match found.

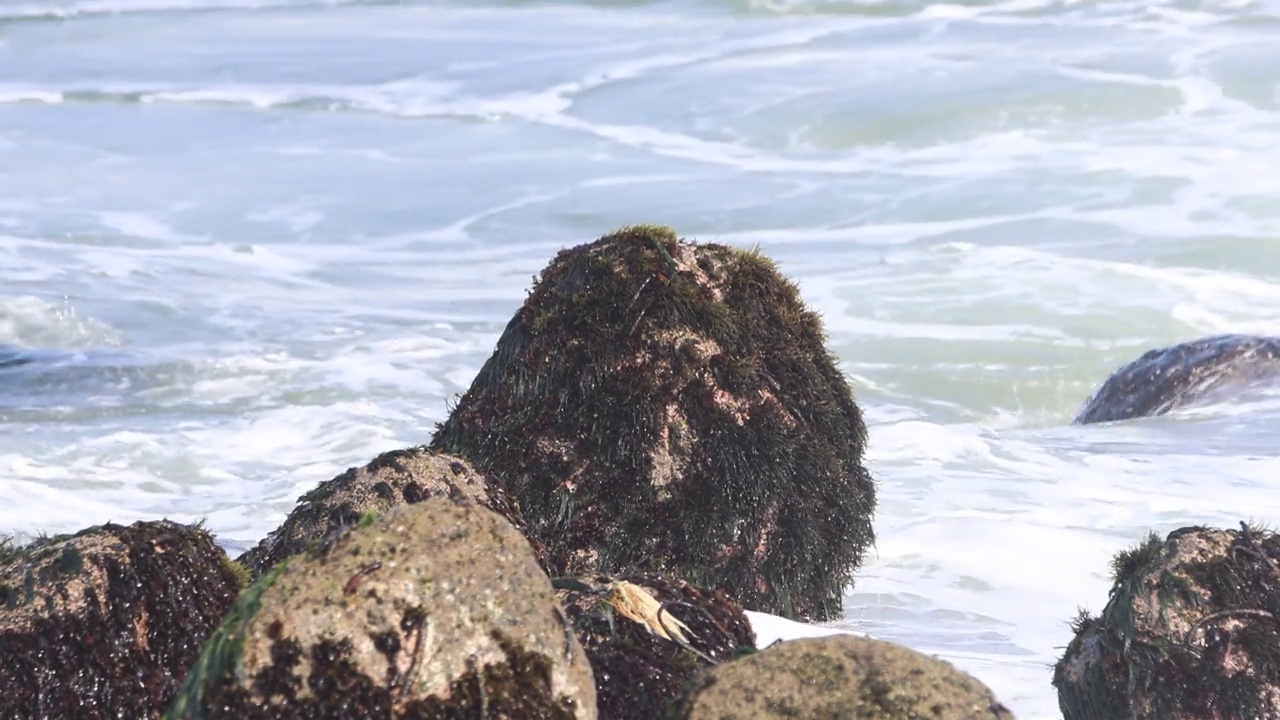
[238,447,532,578]
[554,573,755,720]
[674,634,1013,720]
[1074,335,1280,424]
[0,520,244,720]
[430,225,875,621]
[168,497,595,720]
[1054,524,1280,720]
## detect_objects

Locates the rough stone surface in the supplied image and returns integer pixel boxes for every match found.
[0,520,244,720]
[674,634,1013,720]
[554,573,755,720]
[1055,524,1280,720]
[1074,334,1280,424]
[238,447,535,578]
[168,497,595,720]
[430,225,875,621]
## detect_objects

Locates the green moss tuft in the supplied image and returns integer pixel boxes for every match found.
[1110,531,1163,584]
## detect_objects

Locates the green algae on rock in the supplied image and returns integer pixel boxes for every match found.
[168,497,595,720]
[673,634,1013,720]
[1074,335,1280,424]
[1055,524,1280,720]
[554,573,755,720]
[237,447,534,578]
[430,225,875,621]
[0,520,243,720]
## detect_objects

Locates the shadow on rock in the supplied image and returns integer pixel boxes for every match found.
[1074,335,1280,424]
[1055,523,1280,720]
[430,225,875,621]
[237,448,535,578]
[0,521,245,720]
[553,573,755,720]
[168,497,595,720]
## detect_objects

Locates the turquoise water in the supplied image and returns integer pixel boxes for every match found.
[4,1,1280,715]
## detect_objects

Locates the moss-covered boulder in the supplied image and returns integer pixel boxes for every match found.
[1074,335,1280,424]
[168,497,595,720]
[1055,524,1280,720]
[430,225,875,621]
[0,520,244,720]
[673,634,1012,719]
[238,447,534,578]
[553,573,755,720]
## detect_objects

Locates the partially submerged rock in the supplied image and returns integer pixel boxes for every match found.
[0,520,244,720]
[1055,524,1280,720]
[238,447,533,578]
[431,225,875,621]
[1074,335,1280,424]
[554,573,755,720]
[674,634,1013,719]
[168,497,595,720]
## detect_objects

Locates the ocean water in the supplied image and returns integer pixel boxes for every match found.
[4,0,1280,716]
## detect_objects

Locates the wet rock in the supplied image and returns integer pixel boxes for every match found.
[430,225,875,621]
[168,497,595,720]
[0,520,245,720]
[674,634,1013,720]
[1055,524,1280,720]
[238,447,534,578]
[1074,334,1280,424]
[553,573,755,720]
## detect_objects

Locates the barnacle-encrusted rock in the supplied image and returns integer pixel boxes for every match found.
[238,447,534,578]
[0,521,244,720]
[1055,524,1280,720]
[1074,335,1280,424]
[554,573,755,720]
[430,225,875,621]
[168,497,595,720]
[674,634,1013,720]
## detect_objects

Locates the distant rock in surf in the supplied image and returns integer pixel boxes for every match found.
[237,447,535,578]
[430,225,876,622]
[0,520,245,720]
[1055,524,1280,720]
[553,573,755,720]
[168,498,595,720]
[1074,335,1280,424]
[673,634,1014,720]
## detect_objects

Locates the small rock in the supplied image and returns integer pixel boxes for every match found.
[674,634,1013,720]
[431,225,875,621]
[0,520,244,720]
[1074,334,1280,424]
[554,573,755,720]
[238,447,534,578]
[168,497,595,720]
[1055,524,1280,720]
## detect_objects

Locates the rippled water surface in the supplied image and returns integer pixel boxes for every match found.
[5,0,1280,715]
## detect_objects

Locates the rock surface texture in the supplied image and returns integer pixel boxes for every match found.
[1055,524,1280,720]
[554,573,755,720]
[431,225,875,621]
[674,634,1014,720]
[0,520,244,720]
[168,498,595,720]
[238,447,532,578]
[1074,334,1280,424]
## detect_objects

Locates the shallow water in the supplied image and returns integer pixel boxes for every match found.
[5,0,1280,716]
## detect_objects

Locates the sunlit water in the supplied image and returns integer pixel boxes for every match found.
[4,1,1280,716]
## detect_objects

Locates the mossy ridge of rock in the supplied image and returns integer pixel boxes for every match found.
[0,520,243,720]
[1074,334,1280,424]
[1055,524,1280,720]
[431,225,875,621]
[237,447,535,578]
[555,573,755,720]
[169,497,595,720]
[673,634,1013,720]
